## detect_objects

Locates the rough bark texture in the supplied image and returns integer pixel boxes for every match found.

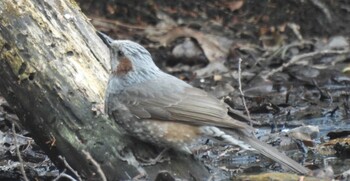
[0,0,208,180]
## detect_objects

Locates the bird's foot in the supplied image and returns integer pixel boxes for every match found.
[132,172,147,180]
[138,148,170,166]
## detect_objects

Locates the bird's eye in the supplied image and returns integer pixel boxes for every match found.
[117,50,124,57]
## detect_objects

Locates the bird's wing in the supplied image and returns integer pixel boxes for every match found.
[114,72,248,129]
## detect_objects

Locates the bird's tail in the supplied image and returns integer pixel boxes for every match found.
[200,126,310,175]
[240,130,310,175]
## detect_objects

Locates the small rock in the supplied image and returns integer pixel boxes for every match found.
[210,83,235,98]
[172,38,203,59]
[327,36,349,50]
[288,125,319,141]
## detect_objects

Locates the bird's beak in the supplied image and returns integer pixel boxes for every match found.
[97,31,113,48]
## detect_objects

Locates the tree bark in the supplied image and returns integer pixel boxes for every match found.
[0,0,209,180]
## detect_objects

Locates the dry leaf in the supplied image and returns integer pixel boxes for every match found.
[146,26,232,62]
[225,0,244,12]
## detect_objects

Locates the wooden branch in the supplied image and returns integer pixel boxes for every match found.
[0,0,208,180]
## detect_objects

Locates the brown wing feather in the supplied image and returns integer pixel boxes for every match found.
[116,73,248,129]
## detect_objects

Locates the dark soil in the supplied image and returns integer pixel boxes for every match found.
[2,0,350,180]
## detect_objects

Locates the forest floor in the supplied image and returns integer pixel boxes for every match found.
[1,0,350,180]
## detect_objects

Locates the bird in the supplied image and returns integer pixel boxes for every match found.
[97,31,310,175]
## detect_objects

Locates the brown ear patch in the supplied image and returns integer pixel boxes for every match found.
[113,57,133,76]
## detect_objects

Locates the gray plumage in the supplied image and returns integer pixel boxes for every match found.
[98,32,310,175]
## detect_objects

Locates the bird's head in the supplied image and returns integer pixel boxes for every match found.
[97,32,159,77]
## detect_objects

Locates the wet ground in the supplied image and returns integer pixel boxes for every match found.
[1,0,350,180]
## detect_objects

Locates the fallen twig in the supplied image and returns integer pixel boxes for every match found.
[53,169,78,181]
[238,58,252,124]
[58,156,83,181]
[12,123,29,181]
[264,40,313,64]
[281,41,313,59]
[309,0,332,22]
[262,49,350,80]
[287,23,303,41]
[82,150,107,181]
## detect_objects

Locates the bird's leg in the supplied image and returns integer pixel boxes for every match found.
[116,148,148,179]
[138,148,170,166]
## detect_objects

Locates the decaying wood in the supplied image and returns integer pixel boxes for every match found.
[0,0,208,180]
